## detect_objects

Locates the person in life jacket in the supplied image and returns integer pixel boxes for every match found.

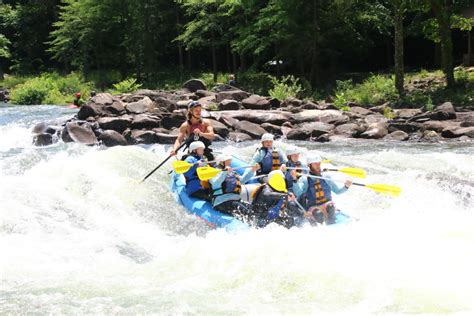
[73,92,83,107]
[209,154,260,217]
[183,141,211,201]
[250,170,298,228]
[171,101,215,161]
[293,155,352,225]
[250,133,286,180]
[282,147,307,194]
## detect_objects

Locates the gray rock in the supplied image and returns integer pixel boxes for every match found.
[131,114,161,129]
[234,120,268,139]
[350,106,372,116]
[218,99,240,111]
[126,96,153,114]
[161,113,185,129]
[228,132,253,142]
[299,122,335,137]
[261,123,282,135]
[385,130,409,141]
[130,130,159,144]
[287,129,311,140]
[209,119,229,138]
[335,123,365,137]
[360,122,388,139]
[241,95,271,110]
[98,130,128,146]
[394,108,422,119]
[196,90,215,98]
[155,133,178,144]
[215,90,250,103]
[183,79,207,92]
[66,122,98,145]
[33,133,53,146]
[430,102,456,120]
[97,116,132,133]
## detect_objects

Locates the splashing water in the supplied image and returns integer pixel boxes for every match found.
[1,105,473,314]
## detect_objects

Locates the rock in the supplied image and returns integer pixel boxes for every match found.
[105,101,126,115]
[388,122,420,134]
[281,97,303,108]
[228,132,253,142]
[218,99,240,111]
[98,130,128,146]
[152,128,170,134]
[421,121,461,133]
[218,115,240,128]
[183,79,207,92]
[197,95,217,110]
[211,110,291,125]
[360,122,388,139]
[152,97,177,112]
[33,133,53,146]
[61,127,73,143]
[335,123,365,137]
[131,114,161,129]
[77,103,105,120]
[161,112,185,129]
[209,119,229,138]
[90,93,114,105]
[423,130,440,139]
[241,95,271,110]
[299,122,335,137]
[350,106,372,116]
[126,96,153,114]
[394,108,422,119]
[66,122,98,145]
[365,114,387,125]
[292,109,347,125]
[300,101,319,110]
[442,126,474,138]
[196,90,215,98]
[215,90,250,103]
[130,130,159,144]
[97,116,132,133]
[385,130,409,141]
[234,120,268,139]
[211,84,237,92]
[314,133,330,143]
[287,129,311,140]
[430,102,456,120]
[261,123,282,135]
[155,133,178,144]
[269,98,281,109]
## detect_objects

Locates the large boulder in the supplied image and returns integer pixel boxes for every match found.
[228,132,253,142]
[161,112,186,129]
[77,103,105,120]
[261,123,282,135]
[421,121,461,133]
[131,114,161,129]
[183,79,207,92]
[287,129,311,140]
[350,106,372,116]
[292,110,346,125]
[218,99,240,111]
[33,133,53,146]
[335,123,366,137]
[360,122,388,139]
[385,130,409,141]
[234,120,268,139]
[65,122,98,145]
[388,122,420,134]
[215,90,250,103]
[210,110,291,125]
[97,116,132,133]
[394,108,422,119]
[90,93,115,106]
[154,133,178,144]
[299,122,335,137]
[98,130,128,147]
[126,96,153,114]
[241,95,271,110]
[129,130,159,144]
[430,102,456,120]
[104,101,126,115]
[209,119,230,138]
[442,126,474,138]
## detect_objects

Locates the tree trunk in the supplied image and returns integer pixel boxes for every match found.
[394,1,405,96]
[176,8,184,70]
[468,30,472,66]
[187,49,192,70]
[0,66,4,81]
[309,0,321,85]
[211,31,217,82]
[232,52,237,74]
[428,0,454,87]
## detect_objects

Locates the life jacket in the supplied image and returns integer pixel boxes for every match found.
[257,148,282,175]
[251,184,286,220]
[183,154,205,195]
[187,120,211,147]
[306,175,332,207]
[284,160,302,191]
[212,172,242,197]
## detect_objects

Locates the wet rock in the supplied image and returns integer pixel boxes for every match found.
[388,122,420,134]
[98,130,128,146]
[261,123,282,135]
[228,132,253,142]
[234,120,267,139]
[183,79,207,92]
[130,130,159,144]
[209,119,229,138]
[155,133,178,144]
[421,121,461,133]
[161,112,185,129]
[360,122,388,139]
[211,110,291,125]
[242,95,271,110]
[66,122,98,145]
[442,126,474,138]
[97,116,132,133]
[335,123,365,137]
[300,101,319,110]
[299,122,335,137]
[77,103,105,120]
[314,133,330,143]
[385,130,409,141]
[287,129,311,140]
[217,115,240,128]
[215,90,250,103]
[33,133,53,146]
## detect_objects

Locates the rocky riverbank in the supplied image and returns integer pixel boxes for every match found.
[31,79,474,147]
[0,88,9,102]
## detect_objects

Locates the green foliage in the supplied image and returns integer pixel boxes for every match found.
[0,34,11,59]
[9,73,93,105]
[426,95,434,111]
[383,105,395,119]
[206,103,218,111]
[111,78,142,94]
[268,75,303,101]
[333,75,396,107]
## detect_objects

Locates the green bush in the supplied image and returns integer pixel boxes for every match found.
[268,75,303,101]
[333,75,397,107]
[9,72,94,105]
[111,78,142,94]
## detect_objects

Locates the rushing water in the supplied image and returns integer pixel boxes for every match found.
[1,104,473,314]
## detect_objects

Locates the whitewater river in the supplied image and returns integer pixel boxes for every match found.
[1,104,473,314]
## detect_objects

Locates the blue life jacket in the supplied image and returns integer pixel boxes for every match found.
[213,173,241,196]
[306,175,332,207]
[284,160,302,191]
[257,148,282,175]
[184,154,204,195]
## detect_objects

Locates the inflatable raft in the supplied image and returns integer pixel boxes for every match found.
[170,157,352,231]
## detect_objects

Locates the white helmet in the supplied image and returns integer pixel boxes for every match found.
[189,141,205,152]
[267,170,287,192]
[261,133,274,142]
[215,154,232,164]
[306,155,322,165]
[286,147,301,156]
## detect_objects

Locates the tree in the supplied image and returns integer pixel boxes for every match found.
[0,34,11,79]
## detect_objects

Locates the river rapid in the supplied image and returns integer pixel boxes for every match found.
[1,104,473,314]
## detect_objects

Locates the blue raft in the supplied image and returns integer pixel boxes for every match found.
[170,158,352,231]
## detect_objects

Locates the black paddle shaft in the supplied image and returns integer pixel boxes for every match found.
[140,138,192,183]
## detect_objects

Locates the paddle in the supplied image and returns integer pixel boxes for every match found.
[173,160,217,174]
[140,140,190,183]
[305,174,401,197]
[268,171,288,193]
[196,165,254,181]
[286,167,366,179]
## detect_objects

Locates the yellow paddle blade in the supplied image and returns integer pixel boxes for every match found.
[365,183,402,197]
[268,172,287,193]
[197,166,221,181]
[338,167,366,179]
[172,160,193,174]
[322,159,331,164]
